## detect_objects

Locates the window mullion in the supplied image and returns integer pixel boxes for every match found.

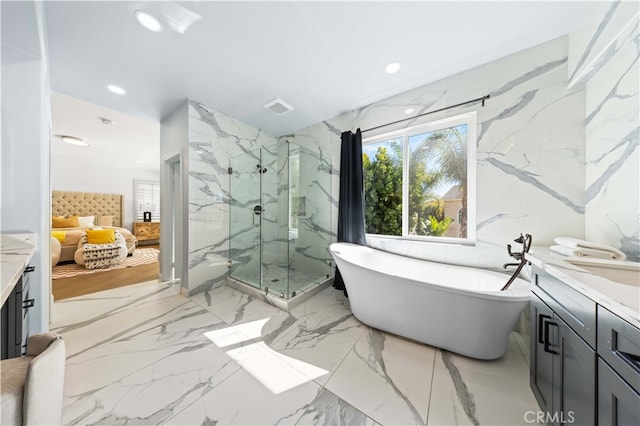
[402,134,409,237]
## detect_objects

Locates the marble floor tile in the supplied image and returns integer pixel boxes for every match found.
[56,290,227,399]
[324,328,436,426]
[294,388,381,426]
[52,280,179,331]
[56,280,538,426]
[62,334,241,426]
[427,347,538,426]
[191,284,364,389]
[288,285,351,318]
[164,368,323,426]
[267,287,367,387]
[512,332,531,364]
[190,282,282,326]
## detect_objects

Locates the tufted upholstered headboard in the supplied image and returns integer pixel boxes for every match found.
[52,191,124,228]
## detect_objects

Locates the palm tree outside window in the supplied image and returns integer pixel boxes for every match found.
[362,112,477,243]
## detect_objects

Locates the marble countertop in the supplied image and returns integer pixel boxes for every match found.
[1,233,36,306]
[527,247,639,329]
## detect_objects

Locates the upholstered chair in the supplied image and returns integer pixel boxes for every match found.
[0,333,66,425]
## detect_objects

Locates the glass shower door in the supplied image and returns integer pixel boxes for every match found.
[229,149,262,288]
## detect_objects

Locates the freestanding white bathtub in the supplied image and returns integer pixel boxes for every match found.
[330,243,531,360]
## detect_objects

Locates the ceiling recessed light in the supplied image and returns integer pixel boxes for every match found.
[135,11,162,32]
[60,136,90,147]
[135,160,142,164]
[404,108,415,114]
[107,85,126,95]
[385,62,401,75]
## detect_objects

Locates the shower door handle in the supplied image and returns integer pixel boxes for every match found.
[252,205,263,226]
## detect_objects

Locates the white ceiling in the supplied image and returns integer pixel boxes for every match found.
[51,92,160,173]
[46,1,587,144]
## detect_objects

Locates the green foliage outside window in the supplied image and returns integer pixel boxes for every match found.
[362,123,468,239]
[363,145,402,235]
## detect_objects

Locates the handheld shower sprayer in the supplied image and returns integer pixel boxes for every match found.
[501,233,533,291]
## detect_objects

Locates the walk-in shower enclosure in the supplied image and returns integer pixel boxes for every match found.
[229,142,333,299]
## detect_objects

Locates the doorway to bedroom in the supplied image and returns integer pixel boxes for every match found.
[50,92,161,300]
[160,152,183,289]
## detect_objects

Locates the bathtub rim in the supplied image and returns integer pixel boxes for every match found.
[330,242,530,302]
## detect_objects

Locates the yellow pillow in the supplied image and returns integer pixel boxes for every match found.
[51,230,66,243]
[86,228,116,244]
[52,215,79,228]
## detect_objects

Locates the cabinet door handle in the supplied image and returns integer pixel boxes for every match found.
[543,320,558,354]
[23,299,35,309]
[538,314,552,344]
[24,266,35,273]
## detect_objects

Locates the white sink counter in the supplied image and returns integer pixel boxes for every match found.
[528,247,640,328]
[1,233,36,306]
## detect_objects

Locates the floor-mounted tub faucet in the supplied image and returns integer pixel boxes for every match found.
[501,233,532,291]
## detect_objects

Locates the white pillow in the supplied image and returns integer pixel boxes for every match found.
[78,215,95,227]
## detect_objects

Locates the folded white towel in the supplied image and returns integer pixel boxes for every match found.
[550,245,623,260]
[554,237,626,260]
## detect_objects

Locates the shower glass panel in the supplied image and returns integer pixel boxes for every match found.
[228,142,333,299]
[259,145,289,297]
[287,143,333,296]
[228,148,262,288]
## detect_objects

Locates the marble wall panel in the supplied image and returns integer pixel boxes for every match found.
[289,36,587,267]
[568,1,639,86]
[582,6,640,260]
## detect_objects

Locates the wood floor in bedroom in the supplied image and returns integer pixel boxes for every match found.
[52,244,160,300]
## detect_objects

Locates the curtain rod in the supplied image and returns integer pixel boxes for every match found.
[361,94,491,134]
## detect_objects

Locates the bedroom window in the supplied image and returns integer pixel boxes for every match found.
[362,112,476,243]
[134,180,160,222]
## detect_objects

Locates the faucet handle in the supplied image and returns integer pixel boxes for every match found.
[507,241,524,260]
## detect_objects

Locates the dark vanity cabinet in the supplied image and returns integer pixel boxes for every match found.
[530,296,555,412]
[530,265,640,426]
[1,265,35,359]
[530,267,596,426]
[596,306,640,425]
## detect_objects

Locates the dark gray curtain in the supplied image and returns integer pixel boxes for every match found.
[333,129,366,292]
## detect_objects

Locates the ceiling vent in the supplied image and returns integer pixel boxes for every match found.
[264,98,293,116]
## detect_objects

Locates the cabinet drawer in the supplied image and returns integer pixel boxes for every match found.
[598,306,640,394]
[598,358,640,425]
[532,267,596,348]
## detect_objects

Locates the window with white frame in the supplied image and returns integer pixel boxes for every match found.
[362,112,476,243]
[134,180,160,222]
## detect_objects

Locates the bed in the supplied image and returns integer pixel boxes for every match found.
[52,191,137,263]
